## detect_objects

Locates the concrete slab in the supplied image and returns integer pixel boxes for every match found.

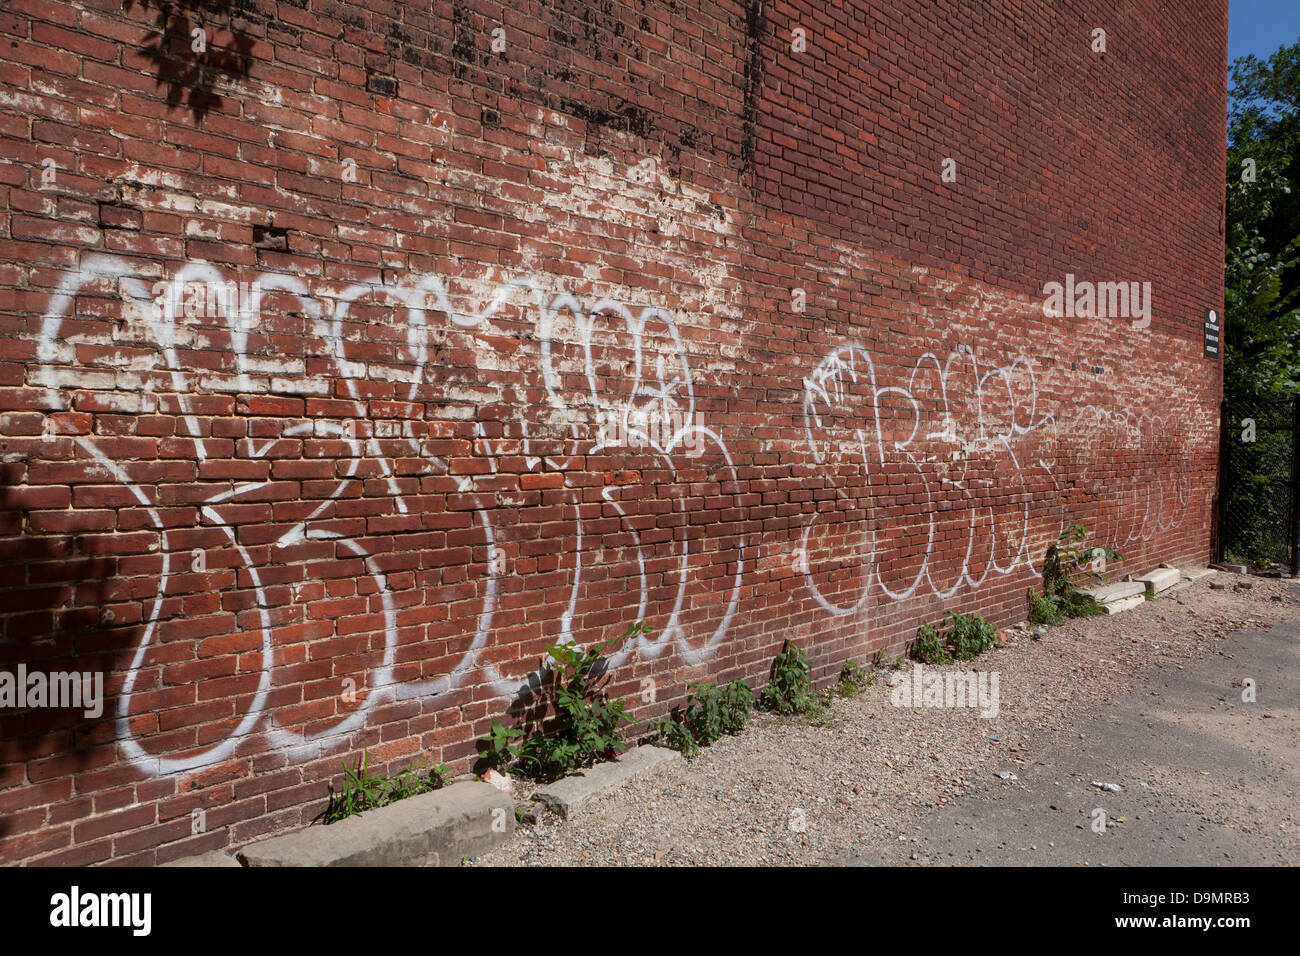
[1211,563,1248,574]
[535,746,682,819]
[1136,567,1181,595]
[1103,594,1147,614]
[160,849,242,867]
[237,781,512,867]
[1082,581,1146,604]
[1181,567,1218,583]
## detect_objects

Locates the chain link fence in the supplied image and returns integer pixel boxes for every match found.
[1219,399,1297,573]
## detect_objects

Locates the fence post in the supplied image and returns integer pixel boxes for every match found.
[1292,399,1300,576]
[1217,399,1228,565]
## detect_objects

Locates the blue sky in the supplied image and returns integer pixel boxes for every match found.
[1229,0,1300,64]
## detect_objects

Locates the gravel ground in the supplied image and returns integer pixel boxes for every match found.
[473,574,1299,866]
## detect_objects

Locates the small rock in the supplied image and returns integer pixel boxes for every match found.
[994,770,1017,781]
[1091,781,1123,792]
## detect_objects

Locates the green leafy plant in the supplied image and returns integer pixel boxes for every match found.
[910,612,999,664]
[649,714,700,756]
[477,717,523,770]
[652,679,754,755]
[947,611,998,661]
[1030,523,1123,625]
[910,621,952,664]
[321,751,449,825]
[834,660,876,697]
[759,639,830,722]
[872,648,905,670]
[761,638,812,715]
[478,621,648,783]
[691,680,754,742]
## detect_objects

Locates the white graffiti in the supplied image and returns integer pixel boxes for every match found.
[801,342,1060,614]
[532,298,744,667]
[25,257,1193,777]
[799,341,1190,616]
[1070,405,1192,551]
[32,256,741,775]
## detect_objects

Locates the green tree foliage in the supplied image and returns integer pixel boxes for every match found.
[1226,42,1300,401]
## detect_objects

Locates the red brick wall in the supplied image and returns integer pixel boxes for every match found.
[0,0,1225,864]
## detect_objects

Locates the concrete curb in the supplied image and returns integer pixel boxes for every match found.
[160,849,242,868]
[235,781,513,867]
[535,746,682,819]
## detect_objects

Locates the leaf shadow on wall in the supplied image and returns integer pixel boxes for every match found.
[0,479,119,843]
[124,0,254,122]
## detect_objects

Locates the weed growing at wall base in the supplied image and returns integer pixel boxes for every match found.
[761,638,814,715]
[477,621,647,783]
[833,660,876,697]
[1029,524,1123,625]
[320,751,450,825]
[909,612,998,664]
[759,638,839,724]
[911,622,952,665]
[947,612,998,660]
[650,679,754,756]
